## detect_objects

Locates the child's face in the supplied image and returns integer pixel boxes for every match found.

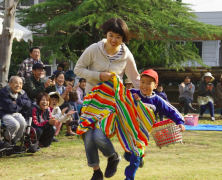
[125,83,133,90]
[156,86,163,93]
[50,97,59,108]
[140,75,158,96]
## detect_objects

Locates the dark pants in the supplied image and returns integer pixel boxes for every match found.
[124,152,141,180]
[154,111,163,121]
[179,97,193,115]
[59,102,72,113]
[35,126,56,147]
[200,101,214,117]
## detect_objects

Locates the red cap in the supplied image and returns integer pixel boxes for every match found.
[140,69,158,84]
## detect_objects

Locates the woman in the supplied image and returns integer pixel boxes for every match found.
[179,75,196,115]
[197,72,215,121]
[74,18,140,180]
[27,92,56,147]
[213,74,222,118]
[54,72,76,136]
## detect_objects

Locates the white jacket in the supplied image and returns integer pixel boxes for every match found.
[51,106,71,123]
[74,39,140,93]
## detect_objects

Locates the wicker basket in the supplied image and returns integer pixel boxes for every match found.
[151,119,182,148]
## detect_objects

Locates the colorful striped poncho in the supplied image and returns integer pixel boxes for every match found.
[76,74,155,157]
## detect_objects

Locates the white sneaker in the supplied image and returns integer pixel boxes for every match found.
[211,117,215,121]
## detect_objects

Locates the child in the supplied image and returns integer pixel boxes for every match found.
[49,92,76,141]
[124,69,185,180]
[124,79,134,90]
[154,84,169,121]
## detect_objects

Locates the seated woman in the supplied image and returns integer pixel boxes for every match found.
[54,72,76,136]
[28,92,56,147]
[0,76,31,145]
[179,75,196,115]
[213,74,222,118]
[49,92,76,140]
[197,72,215,121]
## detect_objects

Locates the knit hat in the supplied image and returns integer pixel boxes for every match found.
[140,69,158,84]
[203,72,214,82]
[65,70,75,78]
[124,79,132,84]
[48,92,64,107]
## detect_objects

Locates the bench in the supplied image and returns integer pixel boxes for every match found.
[170,102,220,108]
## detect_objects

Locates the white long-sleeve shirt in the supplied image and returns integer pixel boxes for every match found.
[51,106,71,123]
[74,39,140,93]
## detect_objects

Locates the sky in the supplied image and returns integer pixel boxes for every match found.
[183,0,222,12]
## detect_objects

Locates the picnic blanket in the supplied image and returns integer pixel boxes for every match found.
[185,124,222,131]
[76,74,155,157]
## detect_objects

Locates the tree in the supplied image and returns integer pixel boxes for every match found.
[17,0,222,70]
[0,0,20,89]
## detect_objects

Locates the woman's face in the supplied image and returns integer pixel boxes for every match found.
[65,80,74,87]
[184,77,191,84]
[39,96,49,110]
[106,31,123,49]
[205,76,211,84]
[56,74,65,86]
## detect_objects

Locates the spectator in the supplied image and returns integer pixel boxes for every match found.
[17,47,45,81]
[124,79,133,90]
[197,72,215,121]
[54,72,76,136]
[179,75,196,115]
[0,76,31,144]
[27,92,56,148]
[49,92,76,142]
[76,78,86,115]
[154,84,169,121]
[53,63,65,75]
[213,74,222,118]
[23,63,56,103]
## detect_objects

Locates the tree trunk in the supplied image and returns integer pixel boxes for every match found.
[0,0,19,89]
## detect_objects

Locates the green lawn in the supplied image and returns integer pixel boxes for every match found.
[0,117,222,180]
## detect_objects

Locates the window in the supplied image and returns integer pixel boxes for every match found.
[193,42,203,58]
[20,0,34,6]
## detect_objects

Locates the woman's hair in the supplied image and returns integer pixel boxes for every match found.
[184,75,191,82]
[55,72,65,79]
[50,94,59,100]
[79,78,86,83]
[36,92,50,106]
[101,18,129,43]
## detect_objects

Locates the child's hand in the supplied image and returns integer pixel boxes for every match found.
[177,124,185,132]
[67,110,77,116]
[133,93,141,101]
[61,107,68,115]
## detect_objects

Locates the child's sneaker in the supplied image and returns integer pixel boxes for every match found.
[139,157,145,168]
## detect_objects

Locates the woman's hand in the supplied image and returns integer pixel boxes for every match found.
[49,117,57,125]
[181,82,185,88]
[100,72,114,81]
[65,85,72,93]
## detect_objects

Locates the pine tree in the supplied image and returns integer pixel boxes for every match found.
[17,0,222,69]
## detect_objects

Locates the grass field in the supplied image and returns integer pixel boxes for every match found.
[0,117,222,180]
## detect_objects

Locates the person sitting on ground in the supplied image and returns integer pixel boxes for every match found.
[179,75,196,115]
[17,47,45,82]
[49,92,76,142]
[23,63,56,103]
[0,76,31,145]
[214,74,222,119]
[54,72,76,136]
[124,79,133,90]
[153,84,169,121]
[27,92,56,148]
[64,76,80,131]
[53,63,65,75]
[76,78,86,115]
[197,72,215,121]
